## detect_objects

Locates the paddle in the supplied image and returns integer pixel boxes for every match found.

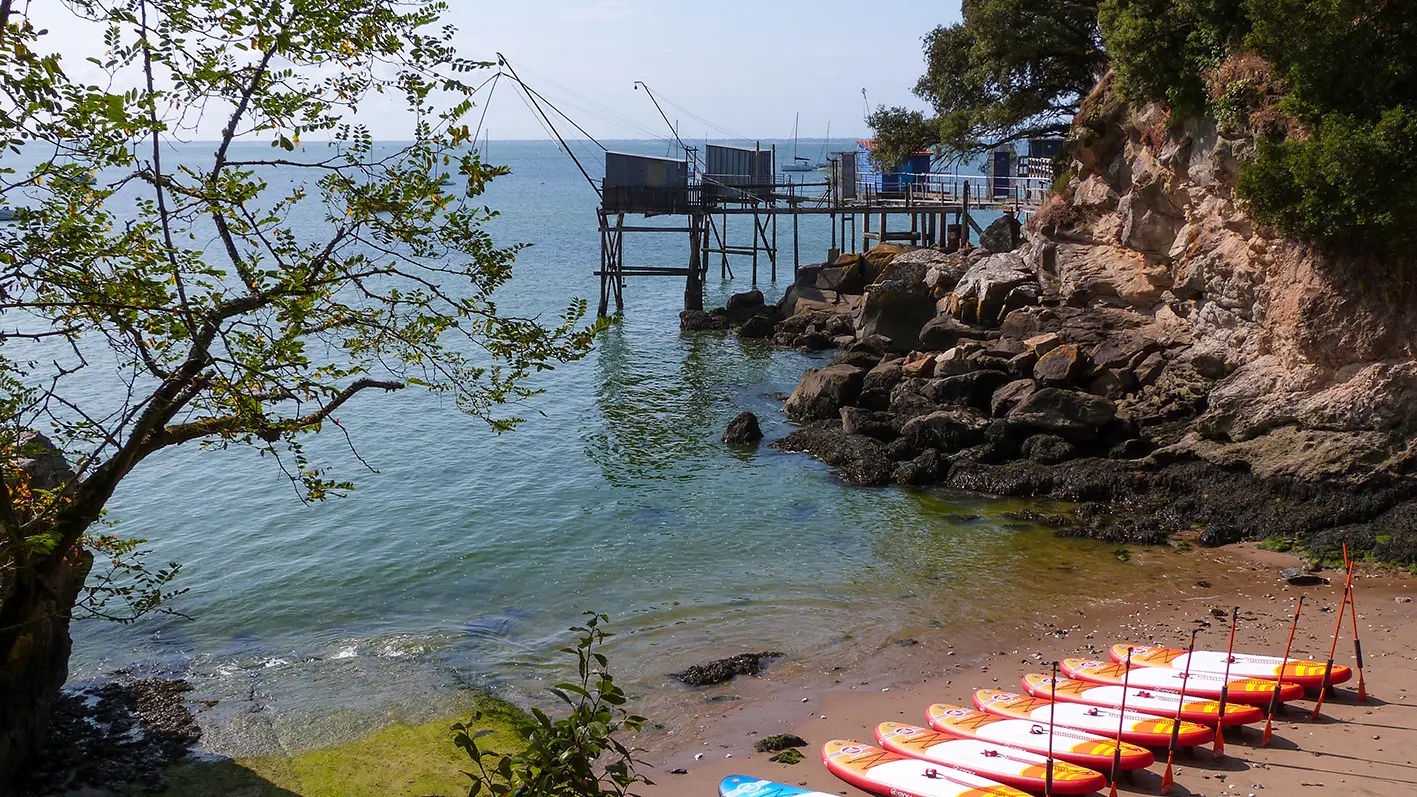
[1342,543,1368,701]
[1311,559,1354,720]
[1107,647,1133,797]
[1262,595,1304,745]
[1161,628,1198,795]
[1046,661,1058,797]
[1213,606,1239,756]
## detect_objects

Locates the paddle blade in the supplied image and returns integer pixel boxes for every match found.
[1161,761,1175,794]
[1108,781,1119,797]
[1358,673,1367,702]
[1213,725,1225,757]
[1261,717,1274,746]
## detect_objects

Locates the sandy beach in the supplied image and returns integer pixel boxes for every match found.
[637,544,1417,797]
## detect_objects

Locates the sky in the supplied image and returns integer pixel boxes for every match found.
[34,0,960,141]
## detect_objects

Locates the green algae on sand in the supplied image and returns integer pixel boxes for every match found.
[156,694,529,797]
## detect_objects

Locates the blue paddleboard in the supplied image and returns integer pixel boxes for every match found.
[718,775,836,797]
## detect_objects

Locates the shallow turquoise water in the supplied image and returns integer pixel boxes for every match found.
[13,140,1127,751]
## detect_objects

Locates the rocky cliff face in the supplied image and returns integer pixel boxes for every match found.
[1036,97,1417,484]
[753,93,1417,561]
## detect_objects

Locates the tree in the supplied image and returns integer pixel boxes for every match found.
[871,0,1106,165]
[0,0,597,779]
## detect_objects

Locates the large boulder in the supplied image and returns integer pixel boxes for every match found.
[840,407,899,441]
[725,290,766,322]
[1022,434,1079,464]
[15,431,75,491]
[921,370,1014,411]
[990,379,1038,417]
[863,243,911,282]
[1008,388,1117,441]
[1033,344,1088,387]
[900,407,990,452]
[980,214,1022,253]
[918,315,991,352]
[950,252,1036,326]
[723,412,763,445]
[859,359,905,410]
[680,309,730,331]
[855,269,936,353]
[892,448,942,485]
[783,364,866,421]
[815,260,865,295]
[734,313,777,339]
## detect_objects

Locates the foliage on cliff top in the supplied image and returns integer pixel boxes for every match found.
[876,0,1417,257]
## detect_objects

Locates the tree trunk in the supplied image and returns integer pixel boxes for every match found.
[0,549,92,785]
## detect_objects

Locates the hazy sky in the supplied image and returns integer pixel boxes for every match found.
[37,0,959,141]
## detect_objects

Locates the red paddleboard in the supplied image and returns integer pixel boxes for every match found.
[973,689,1214,748]
[875,722,1106,795]
[1110,643,1351,690]
[1062,658,1304,706]
[821,740,1030,797]
[1022,673,1264,726]
[926,703,1154,772]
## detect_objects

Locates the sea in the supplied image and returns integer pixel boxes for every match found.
[22,139,1132,755]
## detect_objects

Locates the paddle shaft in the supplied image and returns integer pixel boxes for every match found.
[1312,560,1354,719]
[1162,628,1199,793]
[1263,596,1304,744]
[1109,648,1133,795]
[1046,661,1058,797]
[1214,606,1239,754]
[1342,544,1367,700]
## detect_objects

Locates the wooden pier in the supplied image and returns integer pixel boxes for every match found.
[594,147,1050,318]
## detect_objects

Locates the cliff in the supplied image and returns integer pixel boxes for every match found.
[759,89,1417,563]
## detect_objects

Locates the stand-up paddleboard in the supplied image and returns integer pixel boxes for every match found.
[1022,673,1264,726]
[719,775,836,797]
[1110,643,1351,689]
[875,722,1107,795]
[1062,658,1304,706]
[926,704,1154,771]
[822,740,1030,797]
[973,689,1214,748]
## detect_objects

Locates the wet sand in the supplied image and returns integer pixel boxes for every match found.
[636,544,1417,797]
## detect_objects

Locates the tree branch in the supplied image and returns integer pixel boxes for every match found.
[149,378,404,450]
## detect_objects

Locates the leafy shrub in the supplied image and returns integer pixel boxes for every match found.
[1238,108,1417,258]
[453,613,651,797]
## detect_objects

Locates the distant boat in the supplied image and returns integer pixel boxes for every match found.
[0,207,15,221]
[781,113,827,173]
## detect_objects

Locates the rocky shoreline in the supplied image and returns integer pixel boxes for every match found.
[691,103,1417,566]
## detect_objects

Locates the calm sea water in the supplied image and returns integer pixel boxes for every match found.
[25,140,1128,753]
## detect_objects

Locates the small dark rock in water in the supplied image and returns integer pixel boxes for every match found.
[769,748,805,765]
[892,638,919,647]
[704,694,742,704]
[723,411,764,445]
[942,514,982,525]
[680,308,731,331]
[17,677,200,796]
[1195,580,1213,588]
[754,733,808,753]
[675,651,783,686]
[1281,567,1329,586]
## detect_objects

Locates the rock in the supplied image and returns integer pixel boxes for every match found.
[734,313,777,339]
[859,360,905,410]
[1022,434,1079,464]
[16,431,75,491]
[755,734,809,753]
[1119,181,1185,255]
[893,448,942,485]
[933,347,974,377]
[980,214,1023,253]
[771,423,894,485]
[1397,596,1413,604]
[1008,388,1117,441]
[855,280,936,352]
[900,407,990,452]
[922,370,1015,411]
[1133,351,1166,387]
[886,436,918,462]
[863,243,911,281]
[950,252,1036,326]
[784,364,865,421]
[726,289,766,321]
[675,652,783,686]
[840,407,898,441]
[831,334,857,348]
[1109,438,1152,459]
[1033,344,1088,387]
[991,379,1038,417]
[723,412,763,445]
[1024,333,1062,357]
[815,261,865,295]
[1088,368,1137,400]
[1007,350,1038,377]
[847,334,894,357]
[901,350,937,379]
[834,349,881,370]
[1280,567,1328,586]
[919,315,991,352]
[680,308,730,331]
